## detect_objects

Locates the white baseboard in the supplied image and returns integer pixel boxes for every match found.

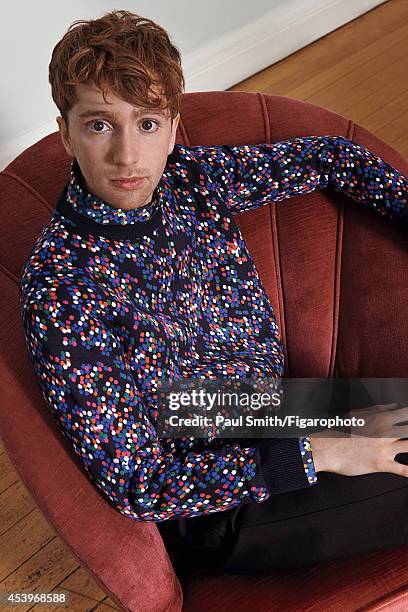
[183,0,388,92]
[0,0,388,170]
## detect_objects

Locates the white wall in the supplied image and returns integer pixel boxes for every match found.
[0,0,387,170]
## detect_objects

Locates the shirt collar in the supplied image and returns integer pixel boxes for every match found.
[66,158,161,225]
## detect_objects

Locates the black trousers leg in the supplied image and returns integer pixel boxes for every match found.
[157,471,408,579]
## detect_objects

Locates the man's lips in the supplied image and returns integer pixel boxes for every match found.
[110,177,146,190]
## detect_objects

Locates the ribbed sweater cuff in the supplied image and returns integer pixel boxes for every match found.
[255,437,313,494]
[397,207,408,230]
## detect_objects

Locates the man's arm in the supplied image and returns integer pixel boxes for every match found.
[20,282,317,523]
[182,136,407,223]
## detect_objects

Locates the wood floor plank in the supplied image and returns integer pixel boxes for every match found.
[30,591,117,612]
[286,23,407,103]
[228,0,408,156]
[350,87,408,130]
[377,108,408,144]
[0,480,35,535]
[229,0,405,95]
[0,509,54,582]
[305,33,408,115]
[91,602,120,611]
[0,451,20,494]
[1,538,77,612]
[56,566,114,608]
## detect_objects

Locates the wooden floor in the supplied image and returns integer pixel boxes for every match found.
[228,0,408,157]
[1,1,407,610]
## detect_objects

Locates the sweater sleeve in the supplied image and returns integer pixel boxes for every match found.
[19,283,317,522]
[187,135,407,223]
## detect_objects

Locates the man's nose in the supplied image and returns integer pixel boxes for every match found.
[111,129,141,166]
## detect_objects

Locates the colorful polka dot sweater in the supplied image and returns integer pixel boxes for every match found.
[19,135,408,522]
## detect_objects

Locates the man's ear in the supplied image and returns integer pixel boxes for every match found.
[56,115,74,157]
[168,112,180,155]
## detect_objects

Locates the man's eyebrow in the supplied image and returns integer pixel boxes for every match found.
[78,108,168,119]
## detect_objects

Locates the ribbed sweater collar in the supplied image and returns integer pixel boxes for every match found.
[55,158,166,240]
[67,158,161,224]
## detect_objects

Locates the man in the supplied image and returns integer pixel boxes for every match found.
[20,9,408,579]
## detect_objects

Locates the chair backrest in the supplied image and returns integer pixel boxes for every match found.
[1,91,407,612]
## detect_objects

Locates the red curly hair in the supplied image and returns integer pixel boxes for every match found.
[49,10,185,121]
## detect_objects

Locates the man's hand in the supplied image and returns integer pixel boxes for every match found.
[309,403,408,478]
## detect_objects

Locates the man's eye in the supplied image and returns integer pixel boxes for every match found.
[141,119,159,132]
[88,120,110,133]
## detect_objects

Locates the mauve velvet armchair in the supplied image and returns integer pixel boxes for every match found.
[1,91,408,612]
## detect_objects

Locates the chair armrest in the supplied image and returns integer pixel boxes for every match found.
[0,292,183,612]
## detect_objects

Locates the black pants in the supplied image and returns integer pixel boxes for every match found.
[158,380,408,580]
[157,469,408,581]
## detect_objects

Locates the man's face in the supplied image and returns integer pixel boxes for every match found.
[56,82,180,210]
